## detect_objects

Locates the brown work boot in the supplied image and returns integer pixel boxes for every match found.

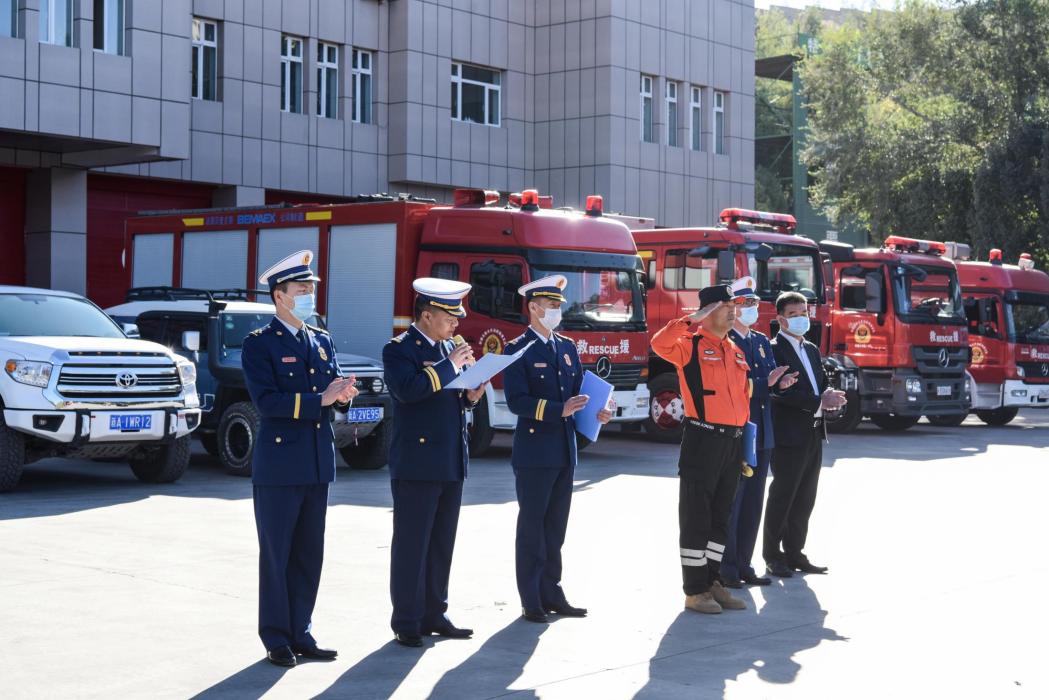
[711,581,746,610]
[684,592,722,614]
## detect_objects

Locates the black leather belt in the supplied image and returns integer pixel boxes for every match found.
[686,419,743,439]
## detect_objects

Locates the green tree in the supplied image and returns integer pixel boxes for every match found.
[798,0,1049,266]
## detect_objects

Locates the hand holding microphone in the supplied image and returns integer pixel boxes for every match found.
[449,335,475,370]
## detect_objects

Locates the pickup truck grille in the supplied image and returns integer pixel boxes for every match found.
[581,363,645,390]
[57,362,182,399]
[912,346,968,376]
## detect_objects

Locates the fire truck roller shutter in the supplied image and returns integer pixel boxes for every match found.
[132,233,174,287]
[181,230,248,289]
[326,223,397,357]
[257,227,320,291]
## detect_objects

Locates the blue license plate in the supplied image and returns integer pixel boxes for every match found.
[347,407,383,423]
[110,414,152,432]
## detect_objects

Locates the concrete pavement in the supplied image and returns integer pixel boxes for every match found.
[2,412,1047,699]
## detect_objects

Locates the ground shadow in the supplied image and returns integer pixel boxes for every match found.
[187,659,291,700]
[312,639,426,699]
[425,617,548,699]
[634,578,846,698]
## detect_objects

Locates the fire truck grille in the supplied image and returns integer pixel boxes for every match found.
[57,362,182,399]
[912,346,967,376]
[582,363,644,390]
[1019,362,1049,381]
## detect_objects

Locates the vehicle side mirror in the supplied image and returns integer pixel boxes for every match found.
[122,323,139,337]
[182,330,201,353]
[754,243,774,263]
[716,250,735,282]
[865,274,883,314]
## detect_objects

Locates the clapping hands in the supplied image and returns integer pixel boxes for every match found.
[821,388,848,410]
[769,365,799,389]
[321,375,358,407]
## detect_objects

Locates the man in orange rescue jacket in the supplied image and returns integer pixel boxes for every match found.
[651,283,752,614]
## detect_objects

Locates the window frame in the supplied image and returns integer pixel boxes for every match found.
[317,41,339,119]
[351,48,373,124]
[39,0,73,47]
[280,34,304,114]
[468,259,524,321]
[689,86,703,151]
[713,90,726,155]
[640,74,654,143]
[93,0,124,55]
[2,0,15,39]
[191,17,218,101]
[665,80,679,147]
[450,62,501,127]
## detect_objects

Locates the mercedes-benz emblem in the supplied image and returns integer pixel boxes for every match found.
[937,348,949,368]
[116,372,139,389]
[1041,363,1048,377]
[595,356,613,379]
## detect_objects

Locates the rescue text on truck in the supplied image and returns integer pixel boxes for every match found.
[817,235,972,432]
[946,244,1049,426]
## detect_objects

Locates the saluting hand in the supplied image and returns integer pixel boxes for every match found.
[562,394,590,418]
[689,302,723,324]
[449,342,475,370]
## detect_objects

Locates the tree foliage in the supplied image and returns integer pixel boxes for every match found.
[799,0,1049,266]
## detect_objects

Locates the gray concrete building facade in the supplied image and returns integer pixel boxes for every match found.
[0,0,754,299]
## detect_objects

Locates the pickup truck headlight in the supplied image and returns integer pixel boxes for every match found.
[176,360,197,386]
[5,360,53,388]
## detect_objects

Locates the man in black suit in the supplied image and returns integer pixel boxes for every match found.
[764,292,847,578]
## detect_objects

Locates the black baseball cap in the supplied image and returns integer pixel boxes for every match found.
[698,284,733,309]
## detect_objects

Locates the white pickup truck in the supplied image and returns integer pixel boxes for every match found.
[0,286,202,491]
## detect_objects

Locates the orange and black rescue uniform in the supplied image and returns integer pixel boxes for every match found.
[652,313,752,596]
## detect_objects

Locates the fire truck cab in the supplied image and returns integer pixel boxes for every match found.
[633,208,839,442]
[947,245,1049,425]
[818,236,972,431]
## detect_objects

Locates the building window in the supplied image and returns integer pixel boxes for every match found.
[714,91,726,155]
[317,42,339,119]
[640,74,654,143]
[451,62,501,127]
[281,35,304,113]
[39,0,73,46]
[191,18,218,101]
[665,81,679,147]
[690,86,703,151]
[351,48,372,124]
[2,0,17,38]
[93,0,124,54]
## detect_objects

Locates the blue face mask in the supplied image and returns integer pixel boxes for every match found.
[782,315,811,336]
[738,306,759,327]
[289,293,316,322]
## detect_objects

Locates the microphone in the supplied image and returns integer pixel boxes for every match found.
[452,335,475,367]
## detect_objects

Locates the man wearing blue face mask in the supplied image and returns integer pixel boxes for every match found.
[764,292,847,579]
[722,277,797,589]
[242,249,358,667]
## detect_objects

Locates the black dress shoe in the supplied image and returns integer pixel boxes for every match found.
[266,646,297,667]
[545,603,588,617]
[292,645,338,660]
[766,561,794,578]
[421,623,473,639]
[394,633,424,648]
[741,573,772,586]
[789,558,829,574]
[522,608,549,623]
[721,576,744,589]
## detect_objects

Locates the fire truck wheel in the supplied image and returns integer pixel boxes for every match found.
[339,419,392,470]
[199,433,220,458]
[825,391,862,434]
[869,413,921,432]
[926,413,967,427]
[129,435,191,484]
[643,373,686,443]
[0,423,26,493]
[975,407,1019,426]
[468,396,495,457]
[218,401,260,477]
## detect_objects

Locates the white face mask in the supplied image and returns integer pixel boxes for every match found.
[537,306,562,332]
[738,306,759,327]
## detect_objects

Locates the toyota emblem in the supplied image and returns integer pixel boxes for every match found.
[937,348,949,368]
[595,356,613,379]
[1042,363,1048,377]
[116,372,139,389]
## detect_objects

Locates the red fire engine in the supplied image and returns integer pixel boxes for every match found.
[632,208,838,442]
[122,189,651,455]
[818,236,971,431]
[944,244,1049,425]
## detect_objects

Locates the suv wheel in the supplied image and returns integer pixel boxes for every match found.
[339,418,392,470]
[219,401,260,477]
[0,423,26,492]
[129,435,191,483]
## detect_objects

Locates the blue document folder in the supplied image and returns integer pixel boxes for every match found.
[743,421,757,466]
[575,370,615,443]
